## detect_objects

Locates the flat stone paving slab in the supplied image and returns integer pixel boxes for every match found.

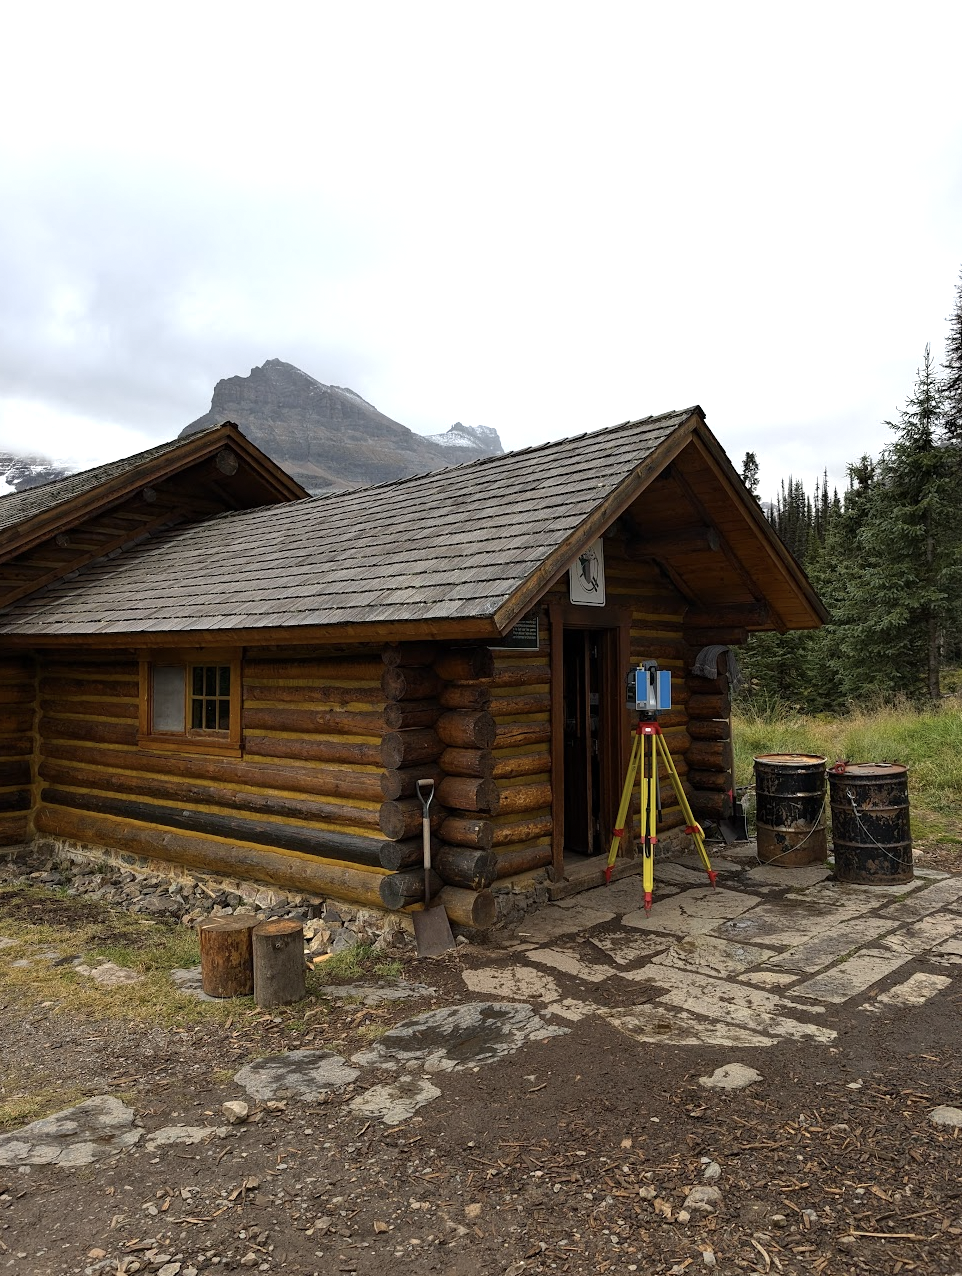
[765,916,900,973]
[349,1076,441,1124]
[604,1004,774,1049]
[233,1050,360,1101]
[462,965,560,1002]
[649,935,776,979]
[0,1096,142,1168]
[515,904,617,944]
[859,972,953,1012]
[623,887,761,935]
[791,952,912,1004]
[744,864,832,888]
[880,876,962,922]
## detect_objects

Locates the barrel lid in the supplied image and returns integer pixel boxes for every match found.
[830,762,908,777]
[754,753,827,766]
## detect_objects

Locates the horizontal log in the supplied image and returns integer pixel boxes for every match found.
[380,729,443,770]
[42,660,138,679]
[436,711,496,749]
[0,684,36,706]
[687,769,731,791]
[439,815,493,850]
[435,846,498,890]
[0,812,29,845]
[382,642,439,668]
[685,740,734,771]
[688,789,734,820]
[0,788,30,813]
[437,776,500,814]
[488,692,550,718]
[243,706,384,736]
[439,747,494,779]
[492,814,552,847]
[658,807,688,832]
[495,782,552,816]
[383,699,442,730]
[378,834,440,872]
[41,716,138,746]
[494,722,551,750]
[686,602,772,629]
[438,685,491,711]
[379,868,442,910]
[0,708,35,736]
[625,524,720,557]
[0,759,30,788]
[491,751,550,781]
[493,844,552,877]
[41,788,384,868]
[0,734,35,758]
[681,627,747,647]
[244,683,382,707]
[379,765,445,801]
[686,693,730,719]
[44,739,384,803]
[34,805,388,909]
[484,664,550,689]
[235,734,382,768]
[40,677,139,700]
[245,657,383,681]
[686,673,729,695]
[0,658,35,679]
[687,719,731,741]
[432,647,494,682]
[40,698,138,721]
[381,666,443,702]
[436,885,497,930]
[39,760,381,830]
[378,798,446,841]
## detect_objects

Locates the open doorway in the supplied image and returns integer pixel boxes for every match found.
[561,627,622,857]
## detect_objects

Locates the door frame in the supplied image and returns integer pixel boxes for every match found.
[548,601,632,881]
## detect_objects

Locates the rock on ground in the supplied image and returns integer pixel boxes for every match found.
[0,1096,141,1168]
[349,1076,442,1123]
[233,1049,360,1101]
[699,1063,764,1090]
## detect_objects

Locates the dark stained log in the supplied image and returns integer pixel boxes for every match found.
[439,747,494,779]
[39,760,381,829]
[382,642,439,667]
[625,525,720,557]
[0,789,30,813]
[492,815,552,847]
[432,647,494,681]
[435,846,498,890]
[0,759,31,787]
[686,693,730,719]
[379,868,443,910]
[493,844,552,877]
[253,920,306,1008]
[35,806,388,908]
[0,735,35,758]
[483,664,550,689]
[436,711,497,749]
[383,699,442,730]
[380,729,443,770]
[492,752,550,781]
[488,692,551,718]
[42,659,138,677]
[658,807,688,831]
[687,718,731,741]
[214,446,239,476]
[378,834,440,872]
[0,657,36,678]
[0,812,29,845]
[41,716,138,746]
[439,685,491,711]
[381,666,442,702]
[0,709,36,735]
[246,734,381,767]
[688,789,734,820]
[686,602,772,629]
[40,787,383,866]
[40,698,138,720]
[0,684,38,705]
[495,782,552,816]
[685,740,734,771]
[682,627,748,647]
[686,676,729,698]
[436,886,497,929]
[436,776,500,814]
[493,721,551,749]
[439,815,494,850]
[379,765,444,801]
[40,677,139,700]
[378,798,446,841]
[243,706,384,736]
[245,657,383,681]
[687,769,731,791]
[198,916,257,997]
[244,684,383,706]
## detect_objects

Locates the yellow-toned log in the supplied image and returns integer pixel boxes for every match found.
[488,692,550,718]
[436,885,497,929]
[491,751,551,780]
[494,722,550,750]
[491,814,552,847]
[495,782,552,816]
[437,776,499,814]
[433,647,494,681]
[439,685,491,711]
[34,805,388,908]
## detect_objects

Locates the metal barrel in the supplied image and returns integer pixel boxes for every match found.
[753,753,828,867]
[829,763,912,885]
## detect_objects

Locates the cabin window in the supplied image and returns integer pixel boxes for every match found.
[139,650,241,755]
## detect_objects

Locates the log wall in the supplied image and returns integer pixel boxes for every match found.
[0,656,35,844]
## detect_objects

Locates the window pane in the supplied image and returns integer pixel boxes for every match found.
[153,666,185,732]
[191,699,203,729]
[192,667,204,696]
[218,701,230,730]
[218,666,230,697]
[205,700,216,729]
[205,666,217,696]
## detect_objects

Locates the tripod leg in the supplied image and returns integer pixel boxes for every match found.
[606,728,641,884]
[654,731,717,889]
[642,731,656,913]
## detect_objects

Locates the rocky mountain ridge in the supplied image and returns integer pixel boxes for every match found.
[0,451,74,494]
[179,359,503,491]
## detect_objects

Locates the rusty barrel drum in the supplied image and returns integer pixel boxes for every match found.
[829,763,913,885]
[753,754,828,866]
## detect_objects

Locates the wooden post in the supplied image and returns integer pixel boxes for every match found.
[198,915,258,998]
[252,919,306,1008]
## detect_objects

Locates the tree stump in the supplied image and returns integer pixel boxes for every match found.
[198,914,258,998]
[253,919,306,1008]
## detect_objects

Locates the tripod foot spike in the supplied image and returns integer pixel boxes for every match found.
[644,891,652,913]
[605,866,613,885]
[707,870,718,889]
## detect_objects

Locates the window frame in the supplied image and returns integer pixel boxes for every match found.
[138,647,242,756]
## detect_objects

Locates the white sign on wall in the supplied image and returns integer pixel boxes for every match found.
[569,538,606,606]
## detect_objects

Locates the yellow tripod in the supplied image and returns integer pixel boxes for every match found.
[606,718,717,912]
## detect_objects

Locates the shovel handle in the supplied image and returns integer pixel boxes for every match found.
[417,778,436,902]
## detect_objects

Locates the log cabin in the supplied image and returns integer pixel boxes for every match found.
[0,408,826,929]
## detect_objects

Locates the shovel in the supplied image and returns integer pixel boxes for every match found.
[413,778,456,957]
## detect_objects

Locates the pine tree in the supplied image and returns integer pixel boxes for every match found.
[943,268,962,442]
[740,451,760,498]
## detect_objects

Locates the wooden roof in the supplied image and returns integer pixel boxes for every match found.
[0,408,826,644]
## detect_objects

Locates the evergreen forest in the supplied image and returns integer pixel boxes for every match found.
[738,268,962,713]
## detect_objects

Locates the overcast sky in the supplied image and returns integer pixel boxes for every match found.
[2,1,961,504]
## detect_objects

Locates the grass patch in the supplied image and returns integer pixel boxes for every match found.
[0,1075,90,1129]
[733,701,962,847]
[309,942,404,987]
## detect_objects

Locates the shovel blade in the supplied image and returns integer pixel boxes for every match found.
[413,902,456,957]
